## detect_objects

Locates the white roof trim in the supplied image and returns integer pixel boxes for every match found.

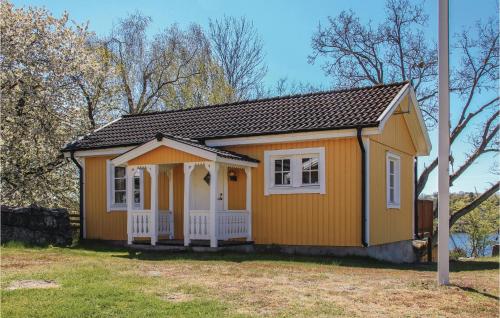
[111,137,257,167]
[205,127,380,147]
[63,146,134,158]
[377,83,432,156]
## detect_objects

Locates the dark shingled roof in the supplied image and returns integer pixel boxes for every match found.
[64,81,408,151]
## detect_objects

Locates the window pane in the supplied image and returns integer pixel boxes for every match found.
[115,166,126,178]
[283,159,290,171]
[389,160,394,174]
[114,178,126,191]
[115,191,126,204]
[311,171,319,184]
[389,174,394,188]
[302,158,311,170]
[310,158,319,170]
[275,173,282,185]
[302,171,310,184]
[389,188,395,203]
[134,176,140,189]
[134,191,140,204]
[283,172,291,185]
[275,160,283,172]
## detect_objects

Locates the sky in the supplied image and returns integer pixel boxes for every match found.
[11,0,499,195]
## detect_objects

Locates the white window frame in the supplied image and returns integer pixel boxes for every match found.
[386,152,401,209]
[106,161,144,212]
[264,147,326,195]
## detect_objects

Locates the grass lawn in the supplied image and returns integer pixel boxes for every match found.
[1,242,498,317]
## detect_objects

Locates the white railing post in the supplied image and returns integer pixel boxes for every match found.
[147,165,159,246]
[126,166,136,244]
[205,162,219,248]
[183,163,195,246]
[245,167,252,241]
[168,167,174,239]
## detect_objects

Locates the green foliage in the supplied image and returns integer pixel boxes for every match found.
[451,193,499,257]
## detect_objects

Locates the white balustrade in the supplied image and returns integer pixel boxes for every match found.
[217,211,250,240]
[158,210,174,238]
[187,210,250,241]
[130,210,152,237]
[188,210,210,239]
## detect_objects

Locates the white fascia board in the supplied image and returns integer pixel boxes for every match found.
[408,88,432,155]
[216,156,258,168]
[63,146,134,158]
[205,127,380,147]
[112,138,217,166]
[377,83,410,130]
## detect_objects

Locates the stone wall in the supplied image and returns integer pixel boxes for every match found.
[1,205,73,246]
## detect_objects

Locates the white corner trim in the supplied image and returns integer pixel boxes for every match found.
[205,127,380,147]
[386,152,401,209]
[264,147,326,195]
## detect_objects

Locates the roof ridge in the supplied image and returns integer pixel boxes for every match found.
[122,81,409,118]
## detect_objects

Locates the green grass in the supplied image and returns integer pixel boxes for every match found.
[1,242,498,317]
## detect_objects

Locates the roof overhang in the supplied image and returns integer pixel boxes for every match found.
[111,136,258,167]
[377,83,432,156]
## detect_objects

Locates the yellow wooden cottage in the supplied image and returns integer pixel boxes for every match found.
[63,81,431,261]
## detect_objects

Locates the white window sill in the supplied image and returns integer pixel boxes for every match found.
[387,204,401,209]
[267,186,324,195]
[107,205,127,212]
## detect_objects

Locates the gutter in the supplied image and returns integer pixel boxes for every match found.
[356,127,368,247]
[414,157,419,239]
[70,151,84,240]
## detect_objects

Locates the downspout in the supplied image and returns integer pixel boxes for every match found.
[356,127,368,247]
[414,157,419,239]
[70,151,84,240]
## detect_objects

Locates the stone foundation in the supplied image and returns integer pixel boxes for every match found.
[1,205,73,246]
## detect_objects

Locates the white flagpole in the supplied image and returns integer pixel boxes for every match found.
[438,0,450,285]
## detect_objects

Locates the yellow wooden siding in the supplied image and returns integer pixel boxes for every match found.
[129,145,205,165]
[227,168,247,210]
[226,138,362,247]
[368,108,416,245]
[84,156,127,240]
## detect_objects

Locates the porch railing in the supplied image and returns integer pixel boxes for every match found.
[217,211,249,240]
[130,209,174,239]
[187,210,249,241]
[130,210,152,237]
[158,210,174,238]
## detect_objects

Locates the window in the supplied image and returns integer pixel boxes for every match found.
[264,147,325,195]
[106,161,143,211]
[386,153,401,208]
[274,158,291,186]
[301,157,319,185]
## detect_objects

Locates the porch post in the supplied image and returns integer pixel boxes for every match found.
[126,166,136,245]
[205,162,219,248]
[244,167,252,241]
[147,165,159,246]
[168,167,174,239]
[183,163,195,246]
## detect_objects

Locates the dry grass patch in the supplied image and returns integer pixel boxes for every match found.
[1,244,498,317]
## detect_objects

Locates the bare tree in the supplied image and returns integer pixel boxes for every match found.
[108,13,206,114]
[309,0,499,232]
[209,16,267,100]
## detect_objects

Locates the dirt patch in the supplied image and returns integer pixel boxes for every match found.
[6,280,59,290]
[160,292,193,303]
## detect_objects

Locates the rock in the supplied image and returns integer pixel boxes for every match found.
[1,205,73,246]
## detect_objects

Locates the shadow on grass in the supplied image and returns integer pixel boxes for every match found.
[51,240,500,273]
[450,284,500,300]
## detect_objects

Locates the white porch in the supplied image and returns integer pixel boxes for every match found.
[124,162,253,248]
